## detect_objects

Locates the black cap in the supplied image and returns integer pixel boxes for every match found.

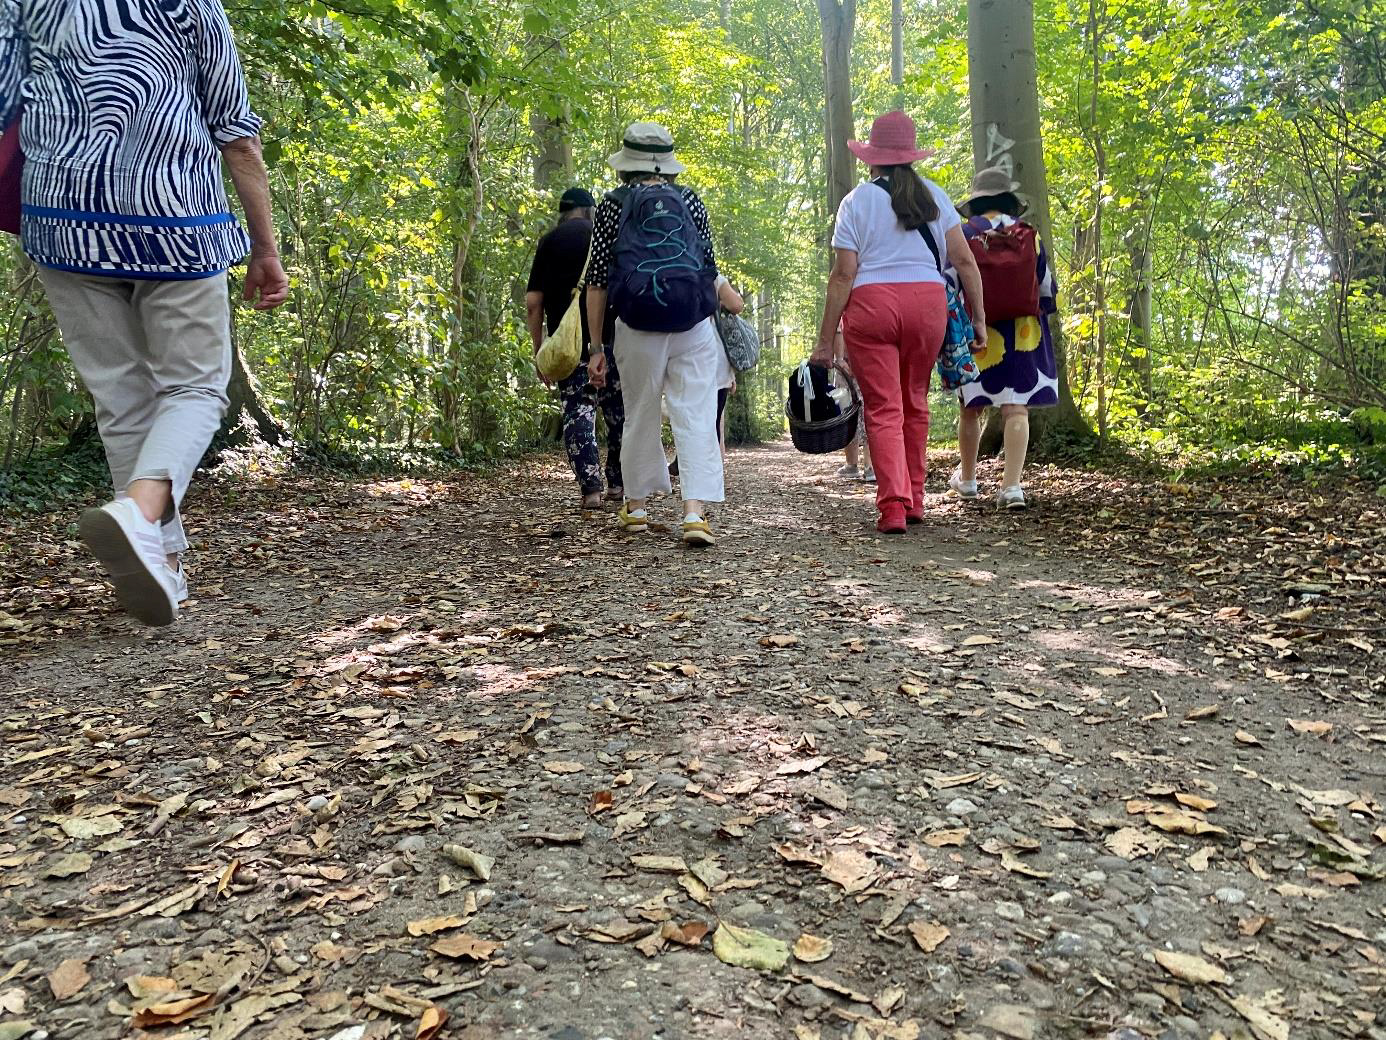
[558,187,596,212]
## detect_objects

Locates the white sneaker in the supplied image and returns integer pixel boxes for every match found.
[836,464,859,479]
[79,500,180,626]
[997,485,1027,510]
[861,467,876,484]
[948,467,979,499]
[170,564,189,604]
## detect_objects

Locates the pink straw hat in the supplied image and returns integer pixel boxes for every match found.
[846,111,936,166]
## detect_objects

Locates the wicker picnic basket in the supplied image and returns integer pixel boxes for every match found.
[786,361,861,455]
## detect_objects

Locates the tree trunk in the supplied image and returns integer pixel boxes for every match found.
[818,0,857,223]
[890,0,904,100]
[219,302,288,448]
[531,109,574,190]
[967,0,1094,452]
[1127,231,1153,417]
[1087,0,1109,445]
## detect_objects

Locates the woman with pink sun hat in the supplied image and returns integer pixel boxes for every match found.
[811,111,987,534]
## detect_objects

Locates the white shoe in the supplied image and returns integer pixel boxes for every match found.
[836,464,859,478]
[861,467,876,484]
[170,564,189,604]
[997,485,1027,510]
[79,500,180,627]
[949,467,979,499]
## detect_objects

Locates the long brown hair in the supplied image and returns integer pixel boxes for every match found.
[880,164,939,230]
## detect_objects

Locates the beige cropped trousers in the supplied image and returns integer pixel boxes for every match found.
[38,268,232,554]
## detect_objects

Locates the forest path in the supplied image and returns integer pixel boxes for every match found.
[1,441,1384,1040]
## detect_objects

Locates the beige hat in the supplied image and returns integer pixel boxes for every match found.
[962,166,1022,206]
[607,121,687,175]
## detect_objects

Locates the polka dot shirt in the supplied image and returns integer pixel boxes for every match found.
[585,184,717,289]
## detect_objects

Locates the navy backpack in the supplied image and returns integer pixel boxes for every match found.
[607,182,717,334]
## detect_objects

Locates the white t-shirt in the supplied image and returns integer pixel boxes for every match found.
[831,177,961,289]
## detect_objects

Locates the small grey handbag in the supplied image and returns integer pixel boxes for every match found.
[715,308,761,372]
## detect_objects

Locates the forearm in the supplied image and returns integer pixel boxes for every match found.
[585,286,607,347]
[221,136,278,256]
[525,296,545,352]
[815,271,853,350]
[955,259,986,328]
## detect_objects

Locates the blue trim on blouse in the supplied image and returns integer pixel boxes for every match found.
[22,205,237,229]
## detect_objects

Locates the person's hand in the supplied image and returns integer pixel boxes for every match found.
[972,320,989,352]
[589,350,608,389]
[243,249,289,311]
[533,355,552,389]
[730,374,738,395]
[808,340,834,368]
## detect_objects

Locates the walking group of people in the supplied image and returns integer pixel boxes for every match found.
[535,110,1059,543]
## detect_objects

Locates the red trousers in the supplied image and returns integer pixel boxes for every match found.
[841,282,947,514]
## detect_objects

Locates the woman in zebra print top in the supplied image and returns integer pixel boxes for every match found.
[1,0,288,628]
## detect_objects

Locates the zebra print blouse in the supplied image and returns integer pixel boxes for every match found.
[0,0,261,278]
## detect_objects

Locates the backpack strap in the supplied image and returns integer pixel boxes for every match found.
[873,177,944,272]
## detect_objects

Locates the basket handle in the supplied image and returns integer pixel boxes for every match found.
[809,359,862,414]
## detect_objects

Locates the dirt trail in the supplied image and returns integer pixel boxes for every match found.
[1,442,1383,1040]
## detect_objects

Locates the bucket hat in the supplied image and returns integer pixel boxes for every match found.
[846,111,936,166]
[962,166,1022,206]
[607,122,687,175]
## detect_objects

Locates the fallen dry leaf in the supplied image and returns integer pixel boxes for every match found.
[923,828,968,848]
[131,993,216,1028]
[542,760,584,774]
[429,934,502,961]
[660,921,709,947]
[1153,949,1230,985]
[47,958,89,1001]
[406,915,469,937]
[441,844,493,881]
[711,922,788,971]
[43,852,92,878]
[821,848,876,894]
[1229,992,1290,1040]
[793,933,834,963]
[776,756,828,776]
[1144,810,1228,838]
[416,1004,448,1040]
[1287,719,1332,737]
[907,921,949,953]
[1175,792,1218,812]
[979,1003,1036,1040]
[1105,827,1173,860]
[630,854,688,873]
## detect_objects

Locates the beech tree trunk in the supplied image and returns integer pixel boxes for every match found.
[818,0,857,224]
[967,0,1094,451]
[220,301,288,448]
[1127,233,1154,416]
[890,0,904,99]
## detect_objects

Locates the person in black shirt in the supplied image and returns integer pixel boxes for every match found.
[526,187,625,509]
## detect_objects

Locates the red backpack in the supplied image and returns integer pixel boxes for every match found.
[968,221,1040,321]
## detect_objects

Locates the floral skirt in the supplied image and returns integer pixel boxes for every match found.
[959,315,1059,409]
